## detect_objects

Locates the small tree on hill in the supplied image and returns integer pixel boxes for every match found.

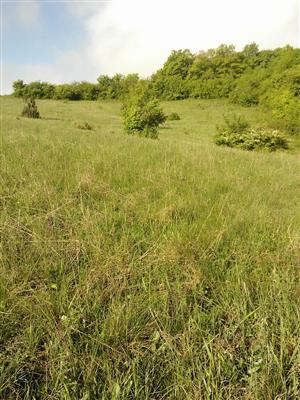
[121,85,166,139]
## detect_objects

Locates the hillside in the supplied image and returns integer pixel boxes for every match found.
[1,97,300,399]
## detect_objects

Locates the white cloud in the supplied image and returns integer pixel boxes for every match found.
[85,0,299,77]
[2,0,299,94]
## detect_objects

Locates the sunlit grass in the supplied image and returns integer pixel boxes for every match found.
[1,97,300,399]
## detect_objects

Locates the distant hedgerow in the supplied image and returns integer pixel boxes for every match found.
[21,98,40,119]
[215,115,288,151]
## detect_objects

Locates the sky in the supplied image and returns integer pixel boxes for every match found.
[1,0,299,94]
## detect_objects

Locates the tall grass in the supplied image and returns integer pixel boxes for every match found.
[1,97,300,399]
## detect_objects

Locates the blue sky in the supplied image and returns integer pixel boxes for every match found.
[2,1,104,93]
[4,3,86,64]
[1,0,299,94]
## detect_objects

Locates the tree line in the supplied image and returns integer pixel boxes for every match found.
[12,43,300,134]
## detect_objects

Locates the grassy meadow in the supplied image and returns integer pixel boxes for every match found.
[1,97,300,399]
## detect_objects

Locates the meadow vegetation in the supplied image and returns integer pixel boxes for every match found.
[1,96,300,399]
[214,114,289,151]
[12,44,300,135]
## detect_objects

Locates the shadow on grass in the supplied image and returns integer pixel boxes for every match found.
[42,117,63,121]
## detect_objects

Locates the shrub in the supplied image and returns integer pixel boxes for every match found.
[215,114,288,151]
[122,92,166,139]
[21,98,40,119]
[167,112,180,121]
[215,126,288,151]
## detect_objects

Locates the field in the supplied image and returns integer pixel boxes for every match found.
[1,97,300,399]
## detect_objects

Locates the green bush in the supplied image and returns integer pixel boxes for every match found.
[122,92,166,139]
[21,98,40,119]
[215,114,288,151]
[215,126,288,151]
[167,112,180,121]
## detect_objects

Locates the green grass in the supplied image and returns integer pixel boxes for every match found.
[1,97,300,399]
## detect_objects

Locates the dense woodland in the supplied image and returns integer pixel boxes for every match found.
[13,44,300,134]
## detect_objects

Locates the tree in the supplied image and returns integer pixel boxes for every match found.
[12,80,25,97]
[97,75,113,99]
[214,44,236,57]
[243,43,259,58]
[23,81,55,99]
[162,49,194,79]
[122,88,166,139]
[54,84,82,100]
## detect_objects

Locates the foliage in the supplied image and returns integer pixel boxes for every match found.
[215,127,288,151]
[12,44,300,135]
[150,50,194,100]
[268,89,300,134]
[74,82,100,100]
[242,42,259,59]
[229,69,268,106]
[54,84,82,100]
[230,47,300,133]
[97,73,140,99]
[21,98,40,118]
[215,115,288,151]
[122,90,166,138]
[12,80,25,97]
[189,77,235,99]
[24,81,55,99]
[12,75,141,102]
[151,71,189,100]
[161,49,194,79]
